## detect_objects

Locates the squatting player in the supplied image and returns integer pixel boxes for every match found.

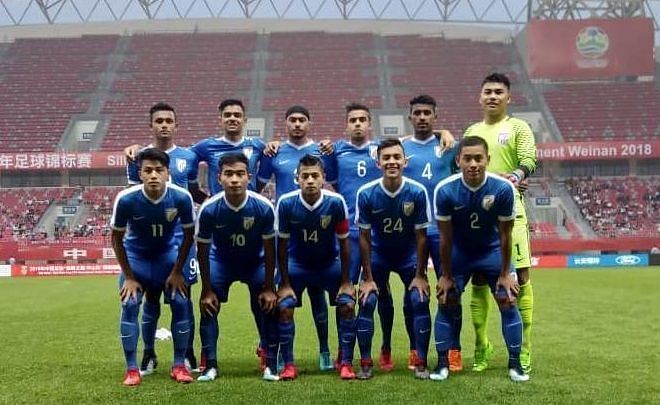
[111,148,195,386]
[275,154,357,380]
[464,73,537,373]
[257,106,337,371]
[195,153,280,382]
[429,136,529,382]
[354,138,432,379]
[125,102,200,376]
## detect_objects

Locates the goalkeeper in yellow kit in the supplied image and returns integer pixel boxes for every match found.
[463,72,536,373]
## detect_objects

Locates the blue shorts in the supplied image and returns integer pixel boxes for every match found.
[209,258,266,303]
[371,253,417,295]
[452,249,515,294]
[119,249,178,290]
[182,243,198,286]
[288,258,342,307]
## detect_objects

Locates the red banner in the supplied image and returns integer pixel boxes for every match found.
[537,140,660,161]
[527,18,654,80]
[0,151,126,171]
[531,255,568,268]
[11,263,120,277]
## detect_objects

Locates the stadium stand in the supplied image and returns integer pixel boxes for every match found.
[565,176,659,237]
[0,36,118,152]
[544,82,660,142]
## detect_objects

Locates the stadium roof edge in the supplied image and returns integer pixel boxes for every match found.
[0,18,513,42]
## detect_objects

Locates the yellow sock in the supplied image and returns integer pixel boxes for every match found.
[470,284,491,348]
[518,281,533,353]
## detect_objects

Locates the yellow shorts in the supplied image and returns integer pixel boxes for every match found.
[512,193,532,269]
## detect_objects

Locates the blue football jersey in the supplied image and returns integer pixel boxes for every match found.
[355,177,431,266]
[111,184,195,256]
[402,136,458,235]
[257,141,336,200]
[434,172,516,254]
[127,145,198,189]
[195,190,275,267]
[191,136,266,195]
[329,140,380,230]
[275,189,349,267]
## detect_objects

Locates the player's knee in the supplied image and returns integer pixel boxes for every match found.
[410,288,429,311]
[494,288,517,310]
[122,297,141,318]
[441,287,460,309]
[169,292,190,313]
[339,303,355,320]
[361,292,378,311]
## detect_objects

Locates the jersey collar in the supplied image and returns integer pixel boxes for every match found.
[298,190,324,211]
[408,134,435,145]
[222,193,249,212]
[378,178,406,198]
[286,140,315,150]
[146,143,177,154]
[141,185,168,204]
[460,174,488,192]
[218,136,246,146]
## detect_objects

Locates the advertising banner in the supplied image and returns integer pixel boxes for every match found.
[531,255,568,268]
[537,140,660,161]
[567,254,649,268]
[11,263,120,277]
[527,18,654,79]
[0,151,126,171]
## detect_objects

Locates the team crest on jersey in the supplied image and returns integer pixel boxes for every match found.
[320,215,332,229]
[243,147,253,160]
[434,145,444,158]
[369,144,378,160]
[497,132,510,145]
[176,158,187,173]
[243,216,255,230]
[165,208,178,222]
[482,195,495,211]
[403,202,414,216]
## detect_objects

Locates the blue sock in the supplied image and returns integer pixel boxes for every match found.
[170,292,191,366]
[434,306,453,368]
[357,292,377,360]
[410,288,431,365]
[339,316,356,365]
[249,292,266,349]
[308,287,329,353]
[377,293,394,351]
[500,305,523,369]
[450,304,462,351]
[262,311,280,371]
[199,311,219,363]
[120,291,143,370]
[403,291,415,350]
[141,301,160,353]
[278,321,295,365]
[187,299,196,355]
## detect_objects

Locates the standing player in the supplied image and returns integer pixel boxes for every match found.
[195,153,280,382]
[126,103,200,375]
[354,138,432,379]
[428,136,528,382]
[111,148,195,386]
[257,106,337,371]
[402,95,459,371]
[275,155,357,380]
[464,73,537,373]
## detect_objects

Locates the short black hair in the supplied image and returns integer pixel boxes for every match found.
[218,99,245,113]
[218,152,249,171]
[482,72,511,90]
[150,102,176,121]
[457,136,489,156]
[376,137,404,158]
[137,147,170,168]
[296,154,324,173]
[286,105,310,120]
[345,102,370,120]
[409,94,436,112]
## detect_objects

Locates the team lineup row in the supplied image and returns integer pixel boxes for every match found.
[112,72,537,386]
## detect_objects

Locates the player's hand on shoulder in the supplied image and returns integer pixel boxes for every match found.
[358,279,378,305]
[165,271,187,299]
[119,278,142,303]
[124,144,142,162]
[199,288,219,316]
[434,129,456,149]
[516,178,529,193]
[264,140,281,157]
[436,275,455,305]
[258,288,278,313]
[409,275,430,299]
[318,139,334,155]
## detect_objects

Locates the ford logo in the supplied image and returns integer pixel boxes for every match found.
[615,255,641,265]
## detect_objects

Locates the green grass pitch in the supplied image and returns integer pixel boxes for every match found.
[1,267,659,404]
